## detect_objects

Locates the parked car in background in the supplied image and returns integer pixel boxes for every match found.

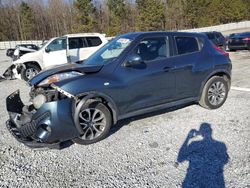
[3,33,108,81]
[203,31,226,51]
[6,44,39,59]
[228,32,250,51]
[5,31,231,148]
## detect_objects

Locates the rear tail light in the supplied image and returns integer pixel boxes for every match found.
[213,45,229,57]
[243,37,250,41]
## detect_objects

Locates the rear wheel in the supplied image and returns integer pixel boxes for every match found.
[73,101,112,145]
[21,64,41,81]
[199,76,229,109]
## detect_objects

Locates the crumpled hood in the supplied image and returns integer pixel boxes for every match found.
[29,63,103,86]
[13,51,39,64]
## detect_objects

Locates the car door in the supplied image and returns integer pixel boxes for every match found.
[68,37,86,63]
[116,36,176,114]
[43,37,67,68]
[170,36,206,99]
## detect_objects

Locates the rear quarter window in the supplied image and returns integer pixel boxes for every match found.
[175,37,200,55]
[207,33,215,40]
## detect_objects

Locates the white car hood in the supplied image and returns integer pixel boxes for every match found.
[13,50,41,64]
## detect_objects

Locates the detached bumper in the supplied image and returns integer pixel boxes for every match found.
[6,90,79,149]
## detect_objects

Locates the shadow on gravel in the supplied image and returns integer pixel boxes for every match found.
[177,123,229,188]
[109,102,194,137]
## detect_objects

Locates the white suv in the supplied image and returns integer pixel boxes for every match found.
[11,33,108,81]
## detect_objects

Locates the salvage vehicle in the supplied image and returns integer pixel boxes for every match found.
[6,44,39,60]
[6,32,232,149]
[228,32,250,51]
[3,33,108,81]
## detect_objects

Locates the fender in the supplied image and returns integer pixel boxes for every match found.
[198,68,231,101]
[74,91,118,125]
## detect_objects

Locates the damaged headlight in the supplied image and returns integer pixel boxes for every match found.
[38,71,83,87]
[32,94,47,109]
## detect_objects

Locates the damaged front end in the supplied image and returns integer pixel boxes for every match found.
[6,86,79,149]
[1,64,23,82]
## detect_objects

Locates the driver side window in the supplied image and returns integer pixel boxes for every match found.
[47,38,66,52]
[133,37,170,62]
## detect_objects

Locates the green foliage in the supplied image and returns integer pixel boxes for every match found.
[166,0,186,30]
[244,0,250,19]
[107,0,127,36]
[205,0,248,25]
[20,2,34,40]
[136,0,165,31]
[184,0,211,28]
[0,0,250,40]
[184,0,248,28]
[73,0,96,32]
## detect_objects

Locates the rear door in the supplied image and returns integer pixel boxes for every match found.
[169,36,204,99]
[116,36,176,114]
[68,37,87,63]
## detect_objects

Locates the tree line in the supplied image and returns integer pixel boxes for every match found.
[0,0,249,41]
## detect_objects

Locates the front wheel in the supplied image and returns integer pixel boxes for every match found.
[73,101,112,145]
[199,76,229,109]
[21,64,41,81]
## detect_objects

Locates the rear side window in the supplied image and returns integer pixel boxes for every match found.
[69,37,87,49]
[206,33,215,40]
[86,37,102,47]
[175,37,199,55]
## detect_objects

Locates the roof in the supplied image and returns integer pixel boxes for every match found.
[118,31,206,39]
[64,33,106,38]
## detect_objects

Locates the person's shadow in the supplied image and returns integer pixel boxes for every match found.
[177,123,229,188]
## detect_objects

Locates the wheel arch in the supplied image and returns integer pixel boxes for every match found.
[198,70,231,101]
[23,61,42,70]
[74,92,119,125]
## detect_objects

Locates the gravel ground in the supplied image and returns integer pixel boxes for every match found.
[0,50,249,188]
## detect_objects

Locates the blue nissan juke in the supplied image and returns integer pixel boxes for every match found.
[6,32,232,148]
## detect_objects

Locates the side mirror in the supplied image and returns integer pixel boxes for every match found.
[45,47,50,53]
[124,54,143,67]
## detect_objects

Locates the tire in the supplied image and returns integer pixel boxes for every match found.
[199,76,229,109]
[21,63,41,81]
[73,101,112,145]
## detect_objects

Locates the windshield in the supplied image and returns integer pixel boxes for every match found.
[84,36,133,66]
[39,38,56,50]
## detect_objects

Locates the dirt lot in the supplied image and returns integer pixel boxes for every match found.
[0,50,249,188]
